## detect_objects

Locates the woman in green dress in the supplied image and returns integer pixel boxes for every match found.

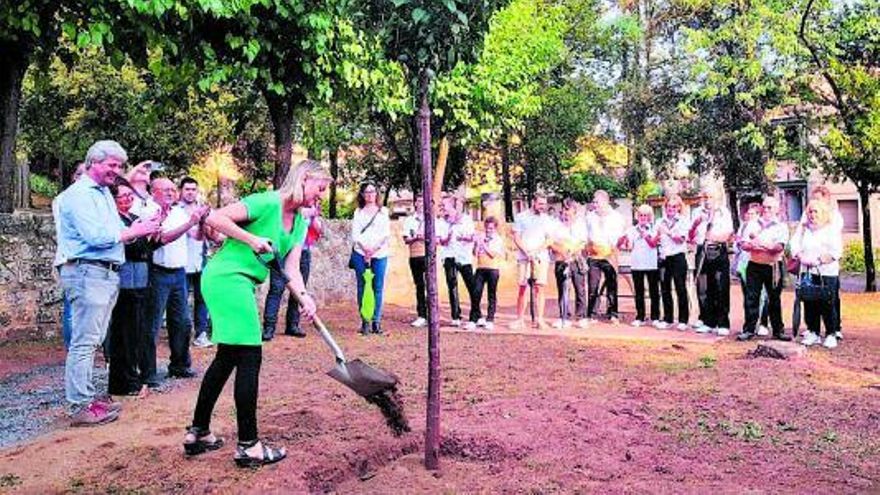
[182,160,330,467]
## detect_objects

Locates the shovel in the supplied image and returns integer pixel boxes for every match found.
[528,259,537,324]
[254,249,409,434]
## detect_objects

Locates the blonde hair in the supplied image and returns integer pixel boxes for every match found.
[277,159,330,204]
[665,194,683,211]
[637,204,653,216]
[805,200,831,228]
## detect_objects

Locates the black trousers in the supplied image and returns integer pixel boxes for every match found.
[555,260,587,319]
[587,259,618,318]
[192,344,262,442]
[802,275,840,337]
[743,261,784,334]
[108,288,150,395]
[695,244,731,328]
[632,269,660,322]
[473,268,500,322]
[443,258,478,322]
[661,253,689,324]
[409,256,427,318]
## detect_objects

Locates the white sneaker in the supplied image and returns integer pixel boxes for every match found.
[577,319,590,329]
[801,331,821,347]
[757,325,770,337]
[631,320,644,328]
[716,327,730,336]
[694,320,704,328]
[485,321,494,330]
[654,321,669,330]
[822,335,838,349]
[463,321,477,330]
[476,318,487,327]
[553,320,566,329]
[676,323,688,331]
[451,319,461,328]
[411,317,427,328]
[694,325,712,334]
[193,334,213,348]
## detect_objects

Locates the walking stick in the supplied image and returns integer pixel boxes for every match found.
[560,262,570,327]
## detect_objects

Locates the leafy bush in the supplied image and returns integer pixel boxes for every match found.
[321,198,356,219]
[841,240,880,273]
[29,173,60,198]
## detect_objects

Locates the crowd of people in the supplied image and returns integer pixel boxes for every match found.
[53,139,844,466]
[391,184,844,351]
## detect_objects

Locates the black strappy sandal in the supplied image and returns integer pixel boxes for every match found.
[234,440,287,468]
[183,426,225,456]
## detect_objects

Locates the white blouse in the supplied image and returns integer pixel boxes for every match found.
[790,223,843,276]
[351,207,391,259]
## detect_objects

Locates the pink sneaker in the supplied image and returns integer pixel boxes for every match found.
[71,402,119,427]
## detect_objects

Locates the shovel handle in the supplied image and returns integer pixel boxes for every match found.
[312,315,347,364]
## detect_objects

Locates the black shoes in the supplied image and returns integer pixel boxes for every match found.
[359,320,370,336]
[773,333,792,342]
[168,368,198,379]
[737,332,755,341]
[371,321,383,335]
[261,328,275,341]
[284,327,307,338]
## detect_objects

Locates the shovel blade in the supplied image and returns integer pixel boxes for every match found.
[327,359,398,397]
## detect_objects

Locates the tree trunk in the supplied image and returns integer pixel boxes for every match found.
[263,90,295,189]
[419,70,441,471]
[725,182,740,231]
[329,148,339,219]
[501,132,514,222]
[0,43,29,213]
[858,184,876,292]
[14,161,29,209]
[431,135,450,214]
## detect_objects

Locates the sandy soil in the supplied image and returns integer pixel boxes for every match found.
[0,273,878,494]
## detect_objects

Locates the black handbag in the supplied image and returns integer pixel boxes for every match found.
[797,270,833,303]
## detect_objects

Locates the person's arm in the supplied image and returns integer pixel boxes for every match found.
[351,209,368,253]
[283,243,317,318]
[760,225,787,255]
[688,212,703,242]
[204,202,272,253]
[374,209,392,253]
[821,228,843,265]
[159,208,202,245]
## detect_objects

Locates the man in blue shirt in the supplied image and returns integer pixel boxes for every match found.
[58,140,161,427]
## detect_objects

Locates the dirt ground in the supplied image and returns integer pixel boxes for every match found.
[0,268,878,494]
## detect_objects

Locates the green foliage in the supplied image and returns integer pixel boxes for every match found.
[841,240,880,273]
[29,173,59,198]
[321,197,355,219]
[18,49,249,178]
[698,355,717,369]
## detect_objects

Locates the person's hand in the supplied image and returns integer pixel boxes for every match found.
[297,292,317,320]
[132,217,161,237]
[248,236,273,254]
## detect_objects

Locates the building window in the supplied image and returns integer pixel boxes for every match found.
[838,199,859,233]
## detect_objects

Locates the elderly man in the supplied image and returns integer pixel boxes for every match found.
[737,197,790,341]
[689,186,735,335]
[511,193,555,329]
[147,177,208,382]
[54,163,87,350]
[58,141,161,426]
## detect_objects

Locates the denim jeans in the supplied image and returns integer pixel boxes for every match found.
[62,290,73,350]
[187,272,209,337]
[60,263,120,410]
[148,266,192,377]
[263,249,312,334]
[351,251,387,323]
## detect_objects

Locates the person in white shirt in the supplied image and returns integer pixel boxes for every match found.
[473,216,505,330]
[437,195,478,329]
[350,182,392,335]
[179,177,214,348]
[148,177,208,381]
[791,200,843,348]
[511,193,554,329]
[654,194,690,330]
[800,184,845,340]
[733,203,771,333]
[737,196,790,341]
[585,190,626,323]
[619,204,660,327]
[126,162,162,219]
[402,195,428,328]
[688,186,735,335]
[551,199,589,329]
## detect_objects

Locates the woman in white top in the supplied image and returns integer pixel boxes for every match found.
[350,182,391,335]
[654,195,690,330]
[791,200,843,348]
[619,204,660,327]
[551,199,589,329]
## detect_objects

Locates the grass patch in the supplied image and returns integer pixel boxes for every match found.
[698,355,717,369]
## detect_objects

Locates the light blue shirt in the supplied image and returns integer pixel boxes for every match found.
[58,175,125,264]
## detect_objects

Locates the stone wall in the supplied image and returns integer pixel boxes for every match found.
[0,213,412,343]
[0,212,61,342]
